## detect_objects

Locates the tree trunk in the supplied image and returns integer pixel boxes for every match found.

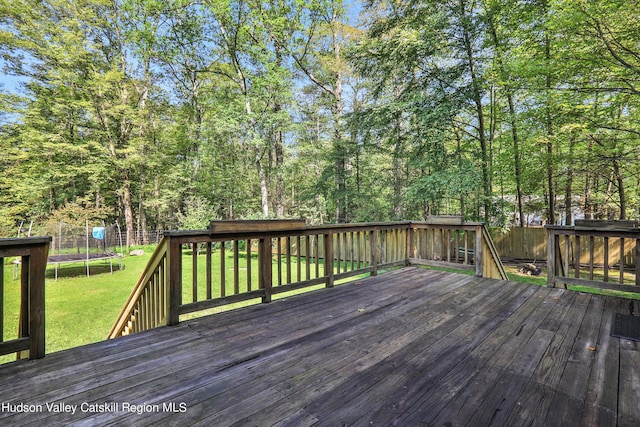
[257,149,270,217]
[564,137,575,225]
[121,179,135,251]
[460,0,490,222]
[507,93,525,227]
[543,0,556,225]
[613,159,626,220]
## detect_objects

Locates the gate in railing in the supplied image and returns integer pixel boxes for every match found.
[109,219,507,338]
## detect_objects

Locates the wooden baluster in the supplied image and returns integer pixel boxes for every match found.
[192,243,198,303]
[343,232,348,273]
[19,255,29,351]
[464,231,469,265]
[454,231,460,263]
[259,237,272,303]
[371,229,378,276]
[297,236,302,282]
[620,238,625,285]
[315,235,320,278]
[335,233,341,274]
[589,236,594,280]
[206,242,212,300]
[325,232,334,287]
[277,237,282,286]
[604,237,609,282]
[247,239,252,292]
[305,236,311,280]
[475,226,483,277]
[286,236,292,284]
[234,240,240,295]
[546,230,555,288]
[575,235,580,279]
[405,226,413,266]
[350,232,355,271]
[220,242,226,297]
[564,236,570,280]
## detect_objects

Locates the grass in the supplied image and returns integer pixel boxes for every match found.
[1,248,154,364]
[1,246,369,364]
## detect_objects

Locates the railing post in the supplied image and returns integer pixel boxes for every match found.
[370,228,378,277]
[475,225,483,277]
[167,237,182,326]
[28,243,48,359]
[259,236,273,302]
[325,232,334,288]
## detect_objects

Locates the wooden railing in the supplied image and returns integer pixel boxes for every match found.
[0,237,50,360]
[546,221,640,293]
[109,219,506,338]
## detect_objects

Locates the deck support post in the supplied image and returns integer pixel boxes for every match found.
[325,232,334,288]
[167,238,182,326]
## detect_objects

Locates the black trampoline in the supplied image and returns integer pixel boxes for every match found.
[43,221,124,279]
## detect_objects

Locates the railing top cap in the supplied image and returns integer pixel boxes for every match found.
[546,219,640,233]
[164,220,485,238]
[0,236,52,246]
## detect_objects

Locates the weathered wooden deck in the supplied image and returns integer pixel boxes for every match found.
[1,267,639,426]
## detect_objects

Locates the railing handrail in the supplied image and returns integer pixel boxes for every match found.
[108,236,169,338]
[109,220,506,339]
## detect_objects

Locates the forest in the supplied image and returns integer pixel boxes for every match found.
[1,0,639,245]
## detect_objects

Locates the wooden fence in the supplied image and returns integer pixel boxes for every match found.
[492,226,638,267]
[109,220,507,338]
[0,237,50,360]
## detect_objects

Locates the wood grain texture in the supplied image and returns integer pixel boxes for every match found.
[0,267,637,426]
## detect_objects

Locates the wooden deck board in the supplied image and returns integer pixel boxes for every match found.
[0,267,638,426]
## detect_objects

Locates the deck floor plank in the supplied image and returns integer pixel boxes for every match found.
[0,267,638,426]
[243,277,515,427]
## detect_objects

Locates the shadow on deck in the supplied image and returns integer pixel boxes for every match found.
[0,267,638,426]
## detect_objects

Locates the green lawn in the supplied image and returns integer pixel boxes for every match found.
[2,248,154,363]
[1,246,363,364]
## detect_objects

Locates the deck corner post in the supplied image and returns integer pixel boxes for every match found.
[28,241,49,359]
[259,236,273,302]
[475,225,483,277]
[167,237,182,326]
[325,232,334,288]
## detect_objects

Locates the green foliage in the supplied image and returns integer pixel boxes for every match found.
[176,196,218,230]
[1,0,640,233]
